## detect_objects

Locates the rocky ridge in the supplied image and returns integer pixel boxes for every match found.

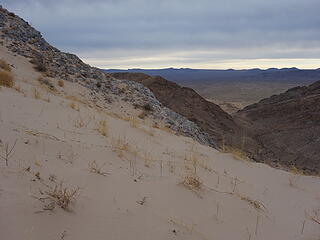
[0,6,214,147]
[236,80,320,174]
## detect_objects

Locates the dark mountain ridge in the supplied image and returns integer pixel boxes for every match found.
[106,68,320,85]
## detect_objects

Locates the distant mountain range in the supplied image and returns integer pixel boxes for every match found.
[105,67,320,85]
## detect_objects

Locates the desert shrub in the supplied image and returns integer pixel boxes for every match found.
[181,173,202,190]
[38,76,55,90]
[143,103,153,111]
[0,60,11,72]
[58,80,64,87]
[30,57,47,72]
[138,111,148,119]
[46,183,80,211]
[0,70,14,88]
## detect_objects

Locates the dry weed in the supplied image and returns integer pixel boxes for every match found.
[0,70,14,88]
[45,183,80,211]
[223,146,250,162]
[129,116,139,128]
[88,160,108,176]
[288,166,302,187]
[0,59,11,72]
[0,139,17,166]
[181,173,202,190]
[239,195,267,211]
[58,80,64,87]
[69,102,80,111]
[33,88,41,99]
[96,120,108,136]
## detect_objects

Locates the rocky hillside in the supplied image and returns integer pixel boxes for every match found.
[236,80,320,174]
[111,73,238,146]
[0,5,213,147]
[111,73,260,158]
[111,73,320,175]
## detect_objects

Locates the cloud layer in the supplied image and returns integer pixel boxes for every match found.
[2,0,320,69]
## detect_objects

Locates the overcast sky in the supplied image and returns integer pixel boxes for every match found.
[2,0,320,69]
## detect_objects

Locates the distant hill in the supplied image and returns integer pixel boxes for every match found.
[106,68,320,107]
[106,68,320,85]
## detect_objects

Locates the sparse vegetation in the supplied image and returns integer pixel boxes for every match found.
[58,80,64,87]
[45,183,80,211]
[30,57,47,73]
[0,59,11,72]
[111,135,129,158]
[129,116,139,128]
[88,160,108,176]
[13,84,26,95]
[0,139,17,166]
[73,114,91,128]
[142,103,153,112]
[38,76,55,91]
[96,120,108,137]
[0,70,14,88]
[181,172,202,190]
[33,87,41,99]
[288,166,302,187]
[239,195,266,211]
[138,110,148,119]
[69,101,80,111]
[223,146,250,162]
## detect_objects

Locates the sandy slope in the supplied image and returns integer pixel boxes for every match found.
[0,48,319,240]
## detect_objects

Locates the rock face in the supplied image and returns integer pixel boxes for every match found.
[0,6,214,148]
[235,81,320,174]
[0,7,106,82]
[110,73,255,150]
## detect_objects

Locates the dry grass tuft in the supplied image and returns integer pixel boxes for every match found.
[96,120,108,137]
[129,116,139,128]
[239,195,267,211]
[0,59,11,72]
[223,146,250,162]
[74,115,86,128]
[13,84,26,95]
[38,76,55,91]
[45,183,80,211]
[58,80,64,87]
[30,57,47,73]
[288,165,302,187]
[33,88,41,99]
[69,102,80,111]
[111,135,129,158]
[181,173,202,190]
[0,70,14,88]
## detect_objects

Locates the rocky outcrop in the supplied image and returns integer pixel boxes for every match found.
[0,6,214,148]
[236,80,320,174]
[110,73,257,151]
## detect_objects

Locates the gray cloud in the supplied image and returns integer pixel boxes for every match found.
[2,0,320,68]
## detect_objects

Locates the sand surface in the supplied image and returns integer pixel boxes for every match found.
[1,46,320,240]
